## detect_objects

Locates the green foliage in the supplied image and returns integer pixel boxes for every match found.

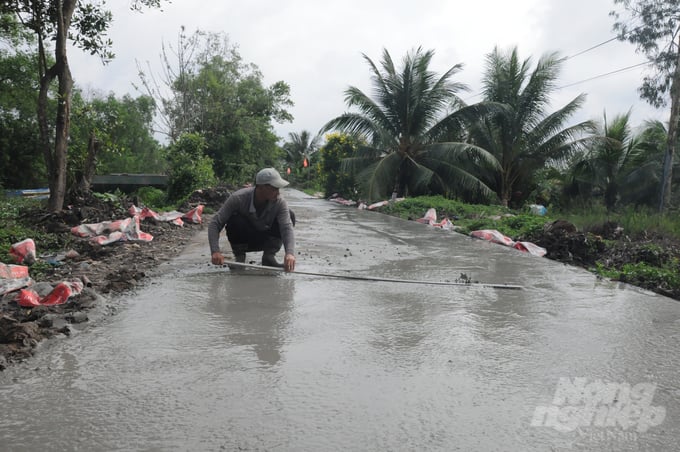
[494,214,550,239]
[135,187,167,210]
[0,36,48,188]
[470,46,596,207]
[320,47,498,202]
[559,204,680,240]
[611,0,680,109]
[165,133,216,202]
[282,130,320,188]
[566,111,663,211]
[526,167,565,209]
[69,91,164,178]
[595,261,680,294]
[319,133,360,198]
[92,191,120,203]
[137,29,292,183]
[379,195,535,236]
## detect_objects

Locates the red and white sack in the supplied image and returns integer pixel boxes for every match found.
[513,241,547,257]
[470,229,516,247]
[182,205,204,224]
[10,238,36,265]
[17,279,84,307]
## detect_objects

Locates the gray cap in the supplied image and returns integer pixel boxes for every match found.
[255,167,289,188]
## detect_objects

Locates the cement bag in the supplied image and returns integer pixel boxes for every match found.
[513,241,547,257]
[0,263,29,279]
[470,229,515,247]
[10,238,36,265]
[182,205,204,224]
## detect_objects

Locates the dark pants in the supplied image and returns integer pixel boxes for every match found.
[226,210,295,253]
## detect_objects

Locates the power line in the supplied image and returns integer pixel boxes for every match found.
[463,35,650,102]
[463,60,649,103]
[556,61,651,90]
[563,25,645,61]
[564,36,619,60]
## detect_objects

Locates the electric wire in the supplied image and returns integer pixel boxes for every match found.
[464,28,647,102]
[557,61,651,90]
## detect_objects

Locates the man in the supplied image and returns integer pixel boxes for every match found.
[208,167,296,272]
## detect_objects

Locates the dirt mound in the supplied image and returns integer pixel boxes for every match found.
[526,220,605,265]
[526,219,680,300]
[179,186,232,211]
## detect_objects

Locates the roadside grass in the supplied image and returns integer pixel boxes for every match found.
[557,204,680,239]
[380,195,547,238]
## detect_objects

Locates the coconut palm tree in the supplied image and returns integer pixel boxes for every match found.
[568,113,665,210]
[320,47,500,202]
[283,130,320,170]
[469,46,597,207]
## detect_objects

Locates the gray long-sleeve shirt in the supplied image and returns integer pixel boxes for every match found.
[208,186,295,255]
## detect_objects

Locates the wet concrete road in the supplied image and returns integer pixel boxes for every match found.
[1,189,679,451]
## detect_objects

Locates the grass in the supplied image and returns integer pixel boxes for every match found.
[380,195,547,238]
[556,204,680,240]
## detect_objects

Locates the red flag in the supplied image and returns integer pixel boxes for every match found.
[303,158,308,168]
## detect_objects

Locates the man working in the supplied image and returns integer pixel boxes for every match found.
[208,167,296,272]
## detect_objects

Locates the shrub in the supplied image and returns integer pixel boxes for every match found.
[135,187,167,210]
[165,133,216,203]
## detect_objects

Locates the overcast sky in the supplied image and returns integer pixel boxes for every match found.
[69,0,669,144]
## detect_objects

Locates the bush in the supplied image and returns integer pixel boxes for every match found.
[319,133,360,198]
[136,187,167,210]
[166,133,216,203]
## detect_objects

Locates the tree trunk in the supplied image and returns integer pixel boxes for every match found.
[77,131,100,193]
[659,34,680,213]
[46,0,77,212]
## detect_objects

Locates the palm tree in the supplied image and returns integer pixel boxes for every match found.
[320,47,500,202]
[283,130,320,172]
[469,46,597,207]
[568,113,665,210]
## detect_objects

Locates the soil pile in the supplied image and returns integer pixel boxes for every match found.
[528,219,680,300]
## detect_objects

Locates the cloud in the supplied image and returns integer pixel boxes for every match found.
[68,0,669,143]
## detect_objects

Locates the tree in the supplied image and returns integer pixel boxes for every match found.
[469,46,596,207]
[68,90,163,192]
[0,16,47,188]
[320,47,499,202]
[136,29,293,184]
[611,0,680,211]
[282,130,320,183]
[0,0,166,211]
[319,133,360,198]
[165,133,216,202]
[135,26,204,142]
[567,110,660,211]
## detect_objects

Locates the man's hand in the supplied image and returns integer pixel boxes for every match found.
[211,251,224,265]
[284,253,296,272]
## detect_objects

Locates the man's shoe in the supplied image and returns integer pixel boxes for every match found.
[228,250,246,270]
[262,253,284,268]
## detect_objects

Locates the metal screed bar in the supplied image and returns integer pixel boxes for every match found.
[223,261,524,290]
